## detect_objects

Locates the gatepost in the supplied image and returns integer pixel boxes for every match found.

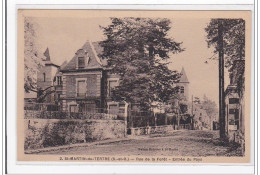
[121,101,129,137]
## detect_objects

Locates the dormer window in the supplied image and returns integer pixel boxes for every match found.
[78,57,85,69]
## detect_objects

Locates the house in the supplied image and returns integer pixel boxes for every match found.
[224,60,245,144]
[54,41,121,114]
[192,104,210,130]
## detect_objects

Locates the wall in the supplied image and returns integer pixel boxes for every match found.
[129,125,175,136]
[65,73,101,98]
[37,65,58,89]
[37,64,58,103]
[177,82,189,101]
[24,119,125,150]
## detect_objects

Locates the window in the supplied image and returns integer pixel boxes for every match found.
[69,105,78,113]
[108,80,118,97]
[180,86,184,93]
[57,76,62,85]
[228,109,239,130]
[78,57,85,69]
[77,79,87,97]
[229,98,239,104]
[229,109,238,114]
[108,104,118,115]
[43,73,46,82]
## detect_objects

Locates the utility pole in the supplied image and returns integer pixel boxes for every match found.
[191,95,193,116]
[218,19,226,139]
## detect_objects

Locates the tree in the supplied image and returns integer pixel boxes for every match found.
[205,19,246,95]
[100,18,184,110]
[201,95,218,120]
[205,19,245,68]
[205,19,245,139]
[24,18,55,103]
[24,17,44,92]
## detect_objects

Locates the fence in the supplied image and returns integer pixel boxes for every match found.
[24,103,122,120]
[24,102,60,111]
[24,110,120,120]
[127,111,179,128]
[24,103,192,128]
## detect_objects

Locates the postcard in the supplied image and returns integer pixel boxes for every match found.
[17,10,252,163]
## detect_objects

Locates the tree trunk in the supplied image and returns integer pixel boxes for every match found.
[218,20,226,140]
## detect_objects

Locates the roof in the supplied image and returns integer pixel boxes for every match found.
[179,67,189,83]
[44,48,50,61]
[43,47,60,68]
[55,61,67,77]
[61,41,104,72]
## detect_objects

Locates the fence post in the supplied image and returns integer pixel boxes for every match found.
[154,113,157,126]
[124,102,129,137]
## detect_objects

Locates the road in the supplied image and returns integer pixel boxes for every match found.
[37,130,242,156]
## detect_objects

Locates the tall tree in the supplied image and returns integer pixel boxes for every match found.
[24,17,44,92]
[100,18,184,110]
[205,19,245,68]
[24,18,56,103]
[205,19,245,95]
[205,19,245,139]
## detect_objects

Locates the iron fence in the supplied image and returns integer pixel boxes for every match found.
[24,103,123,120]
[24,110,120,120]
[127,111,179,128]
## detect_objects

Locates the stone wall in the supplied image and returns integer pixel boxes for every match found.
[24,119,125,150]
[129,125,175,136]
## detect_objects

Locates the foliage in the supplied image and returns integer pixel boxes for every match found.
[24,17,44,92]
[205,18,245,96]
[100,18,184,109]
[201,95,218,119]
[24,18,56,103]
[205,19,245,68]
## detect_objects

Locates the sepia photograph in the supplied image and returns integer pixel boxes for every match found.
[17,10,252,163]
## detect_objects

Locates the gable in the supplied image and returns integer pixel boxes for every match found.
[61,41,103,71]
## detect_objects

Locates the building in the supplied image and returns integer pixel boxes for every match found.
[192,103,211,130]
[156,67,192,129]
[24,48,59,104]
[177,67,189,101]
[54,41,121,113]
[224,60,245,146]
[153,67,190,114]
[36,48,60,103]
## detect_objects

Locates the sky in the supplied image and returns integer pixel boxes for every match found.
[33,17,230,105]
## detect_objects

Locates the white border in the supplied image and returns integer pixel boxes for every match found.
[5,1,256,175]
